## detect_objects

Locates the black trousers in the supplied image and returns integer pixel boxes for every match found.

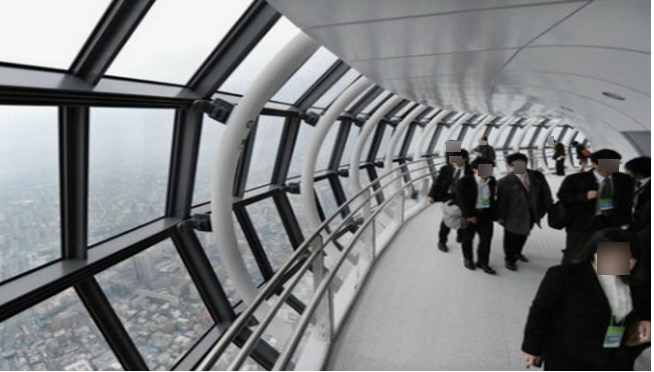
[555,158,565,175]
[439,221,463,243]
[461,210,494,266]
[544,351,635,371]
[563,217,610,264]
[503,229,529,263]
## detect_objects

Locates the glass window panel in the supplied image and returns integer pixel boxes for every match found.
[396,128,413,157]
[0,288,122,371]
[287,193,315,238]
[195,223,264,305]
[220,18,300,95]
[562,128,576,144]
[407,126,424,157]
[246,116,285,190]
[496,124,515,148]
[339,125,360,166]
[89,108,174,245]
[315,181,342,222]
[362,91,392,114]
[0,106,60,282]
[393,103,416,118]
[272,48,338,104]
[246,199,294,272]
[193,119,225,206]
[520,126,538,147]
[0,0,111,69]
[344,84,377,112]
[312,69,360,109]
[107,0,254,84]
[287,123,316,179]
[361,126,376,161]
[316,124,339,171]
[96,240,213,370]
[376,126,394,159]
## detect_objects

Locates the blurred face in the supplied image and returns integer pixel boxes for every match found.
[593,159,620,177]
[475,164,493,179]
[511,161,527,175]
[595,242,635,275]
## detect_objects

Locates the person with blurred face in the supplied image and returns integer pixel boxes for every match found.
[624,156,651,232]
[496,153,553,271]
[522,228,650,370]
[557,149,634,264]
[553,140,566,176]
[455,157,497,274]
[473,135,496,164]
[428,149,473,252]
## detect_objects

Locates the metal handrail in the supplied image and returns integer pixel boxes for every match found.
[273,171,434,370]
[195,157,437,370]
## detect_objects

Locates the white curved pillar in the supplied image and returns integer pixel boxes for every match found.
[384,104,428,191]
[439,113,472,154]
[513,118,540,152]
[210,33,318,305]
[348,95,404,197]
[300,76,374,232]
[489,117,517,148]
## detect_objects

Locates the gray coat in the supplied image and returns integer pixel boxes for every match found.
[496,170,553,235]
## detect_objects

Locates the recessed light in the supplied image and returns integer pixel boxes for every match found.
[602,91,626,101]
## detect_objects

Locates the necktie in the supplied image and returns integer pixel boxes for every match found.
[450,168,461,193]
[600,177,613,216]
[521,174,530,192]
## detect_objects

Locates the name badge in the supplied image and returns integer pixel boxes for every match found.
[479,198,491,209]
[603,325,625,348]
[599,198,614,210]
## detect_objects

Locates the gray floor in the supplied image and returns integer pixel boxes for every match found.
[327,174,649,371]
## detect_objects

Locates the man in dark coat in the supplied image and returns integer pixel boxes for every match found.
[428,149,472,252]
[625,156,651,232]
[497,153,553,271]
[557,149,634,264]
[456,157,497,274]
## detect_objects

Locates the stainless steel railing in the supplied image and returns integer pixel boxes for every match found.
[194,157,440,371]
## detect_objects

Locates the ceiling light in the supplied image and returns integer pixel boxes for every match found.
[602,91,626,101]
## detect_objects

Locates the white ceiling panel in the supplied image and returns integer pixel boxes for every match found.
[268,0,585,28]
[529,0,650,53]
[294,2,584,61]
[505,46,651,96]
[269,0,650,157]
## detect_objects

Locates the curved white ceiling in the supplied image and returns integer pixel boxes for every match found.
[268,0,650,157]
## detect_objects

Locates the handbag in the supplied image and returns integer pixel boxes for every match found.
[442,200,465,229]
[548,200,569,230]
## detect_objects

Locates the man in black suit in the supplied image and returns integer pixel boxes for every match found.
[427,149,472,252]
[496,153,553,271]
[625,156,651,232]
[557,149,634,264]
[456,157,497,274]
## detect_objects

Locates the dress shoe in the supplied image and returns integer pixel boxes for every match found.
[464,260,476,270]
[505,261,518,271]
[478,264,497,275]
[517,254,529,263]
[438,242,449,252]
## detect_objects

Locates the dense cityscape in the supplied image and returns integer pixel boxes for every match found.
[0,111,328,370]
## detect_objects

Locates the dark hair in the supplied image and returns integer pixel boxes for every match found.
[470,157,493,169]
[590,149,622,164]
[572,228,643,284]
[570,141,579,146]
[460,148,469,160]
[480,135,488,141]
[625,156,651,178]
[506,152,529,165]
